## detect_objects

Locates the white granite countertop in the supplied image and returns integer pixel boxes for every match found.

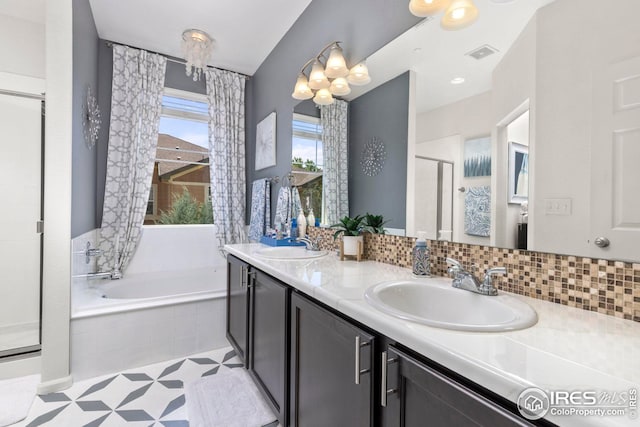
[225,243,640,427]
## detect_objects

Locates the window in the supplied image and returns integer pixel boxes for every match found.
[146,184,158,217]
[291,113,323,221]
[145,88,213,225]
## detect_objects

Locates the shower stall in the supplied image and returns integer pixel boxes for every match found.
[414,156,454,241]
[0,87,44,359]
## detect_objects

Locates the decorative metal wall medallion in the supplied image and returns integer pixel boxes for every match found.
[83,86,101,150]
[361,137,386,177]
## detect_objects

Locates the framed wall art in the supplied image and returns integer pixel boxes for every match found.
[255,112,276,171]
[463,136,491,178]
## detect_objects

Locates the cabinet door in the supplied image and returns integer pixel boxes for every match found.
[226,255,249,364]
[381,346,533,427]
[290,292,374,427]
[249,270,289,425]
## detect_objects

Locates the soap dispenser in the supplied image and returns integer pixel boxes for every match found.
[412,231,431,277]
[307,208,315,230]
[297,209,307,238]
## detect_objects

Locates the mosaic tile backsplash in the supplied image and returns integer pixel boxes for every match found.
[307,227,640,323]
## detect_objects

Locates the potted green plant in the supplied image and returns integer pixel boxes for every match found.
[331,215,365,255]
[362,213,389,234]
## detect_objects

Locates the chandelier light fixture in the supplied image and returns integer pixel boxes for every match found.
[292,41,371,106]
[181,29,214,81]
[409,0,479,30]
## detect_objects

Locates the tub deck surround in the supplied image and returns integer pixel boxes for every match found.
[307,227,640,322]
[225,243,640,427]
[71,267,225,318]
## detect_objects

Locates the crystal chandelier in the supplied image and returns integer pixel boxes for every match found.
[181,29,214,81]
[292,41,371,106]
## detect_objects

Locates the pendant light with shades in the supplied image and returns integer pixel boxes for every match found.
[291,41,371,106]
[408,0,479,30]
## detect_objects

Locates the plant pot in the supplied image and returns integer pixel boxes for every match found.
[343,235,364,256]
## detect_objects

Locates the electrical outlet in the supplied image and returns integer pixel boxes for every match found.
[544,198,572,215]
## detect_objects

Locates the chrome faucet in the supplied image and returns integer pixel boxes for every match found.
[445,258,505,296]
[297,236,322,251]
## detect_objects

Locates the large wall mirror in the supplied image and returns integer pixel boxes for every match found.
[334,0,640,262]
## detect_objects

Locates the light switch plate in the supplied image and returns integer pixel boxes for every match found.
[544,198,572,215]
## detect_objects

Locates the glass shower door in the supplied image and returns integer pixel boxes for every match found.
[0,91,43,357]
[414,156,454,241]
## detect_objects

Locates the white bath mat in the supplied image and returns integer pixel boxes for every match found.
[186,368,277,427]
[0,374,39,427]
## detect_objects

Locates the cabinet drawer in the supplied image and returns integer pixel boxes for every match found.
[382,345,533,427]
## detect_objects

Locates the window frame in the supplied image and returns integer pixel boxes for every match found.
[147,88,213,225]
[161,87,209,123]
[292,113,323,169]
[145,183,158,221]
[291,112,324,223]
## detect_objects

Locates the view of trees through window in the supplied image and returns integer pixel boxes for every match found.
[292,114,323,220]
[145,89,213,225]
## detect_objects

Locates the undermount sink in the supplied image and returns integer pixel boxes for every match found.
[254,246,328,260]
[364,279,537,332]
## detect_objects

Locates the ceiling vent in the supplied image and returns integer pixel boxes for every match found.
[465,44,499,60]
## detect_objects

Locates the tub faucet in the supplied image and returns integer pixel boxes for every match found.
[297,236,322,251]
[445,258,505,296]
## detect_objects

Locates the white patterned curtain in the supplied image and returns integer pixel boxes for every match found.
[205,68,247,249]
[321,100,349,225]
[98,45,167,278]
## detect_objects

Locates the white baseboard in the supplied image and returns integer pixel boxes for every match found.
[37,375,73,395]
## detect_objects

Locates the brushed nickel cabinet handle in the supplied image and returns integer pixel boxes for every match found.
[354,336,370,385]
[381,350,398,407]
[247,271,256,288]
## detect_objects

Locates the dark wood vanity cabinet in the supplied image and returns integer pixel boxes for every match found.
[380,345,534,427]
[248,269,289,425]
[226,256,546,427]
[226,255,249,363]
[290,291,375,427]
[227,255,290,425]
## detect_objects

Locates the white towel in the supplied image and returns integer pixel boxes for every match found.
[0,374,39,427]
[186,368,277,427]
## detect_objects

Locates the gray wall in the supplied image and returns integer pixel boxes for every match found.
[293,99,319,118]
[248,0,420,222]
[94,48,208,226]
[349,72,409,229]
[71,0,99,237]
[95,40,112,227]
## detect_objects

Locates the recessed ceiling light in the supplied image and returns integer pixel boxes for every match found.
[451,77,465,85]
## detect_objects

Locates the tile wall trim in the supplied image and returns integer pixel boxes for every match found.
[308,227,640,322]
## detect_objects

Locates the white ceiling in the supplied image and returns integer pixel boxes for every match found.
[346,0,556,113]
[0,0,45,24]
[89,0,312,76]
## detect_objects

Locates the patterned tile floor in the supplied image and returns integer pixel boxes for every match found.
[15,347,279,427]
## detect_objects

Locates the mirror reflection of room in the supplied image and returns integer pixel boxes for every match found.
[353,0,640,261]
[292,100,323,223]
